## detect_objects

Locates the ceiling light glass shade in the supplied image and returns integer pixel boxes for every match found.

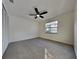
[37,15,40,17]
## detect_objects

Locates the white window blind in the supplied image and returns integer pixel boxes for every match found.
[45,21,58,33]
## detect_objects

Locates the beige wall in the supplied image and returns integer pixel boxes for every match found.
[39,11,74,45]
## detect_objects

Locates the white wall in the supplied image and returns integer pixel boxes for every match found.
[39,11,74,45]
[74,5,77,55]
[9,15,39,42]
[2,6,39,54]
[2,5,9,55]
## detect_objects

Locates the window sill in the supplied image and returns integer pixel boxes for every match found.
[45,31,58,34]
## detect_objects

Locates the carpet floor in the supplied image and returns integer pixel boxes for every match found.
[3,38,76,59]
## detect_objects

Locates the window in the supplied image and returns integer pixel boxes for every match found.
[45,21,58,33]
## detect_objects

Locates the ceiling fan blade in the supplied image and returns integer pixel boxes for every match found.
[40,16,44,18]
[29,14,36,16]
[40,11,48,15]
[35,16,37,19]
[35,8,39,14]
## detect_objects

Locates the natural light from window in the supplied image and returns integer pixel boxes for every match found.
[45,21,58,33]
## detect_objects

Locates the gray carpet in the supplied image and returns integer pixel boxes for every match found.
[3,38,76,59]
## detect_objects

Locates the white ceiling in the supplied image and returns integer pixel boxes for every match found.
[3,0,76,20]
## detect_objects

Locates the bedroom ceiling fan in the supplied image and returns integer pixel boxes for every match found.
[29,8,48,19]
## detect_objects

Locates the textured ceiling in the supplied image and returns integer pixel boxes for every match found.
[3,0,76,20]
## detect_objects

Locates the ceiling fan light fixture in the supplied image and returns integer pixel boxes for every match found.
[37,15,40,17]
